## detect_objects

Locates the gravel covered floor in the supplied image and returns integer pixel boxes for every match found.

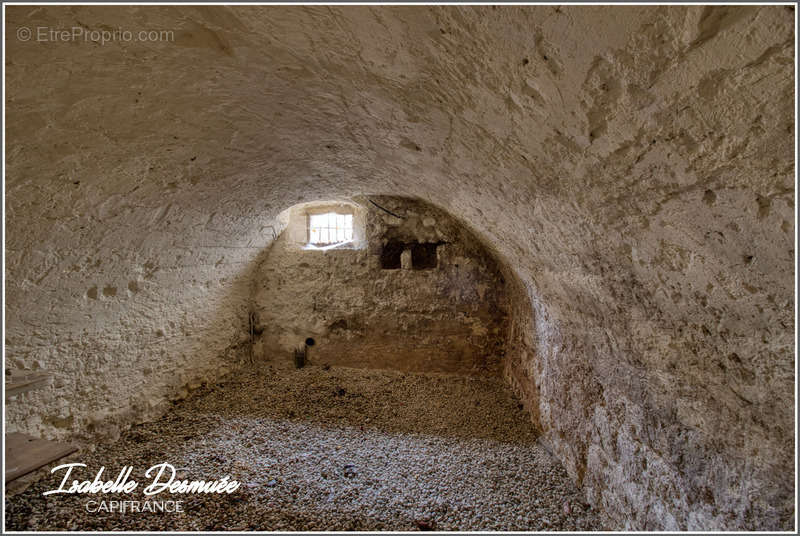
[6,366,603,531]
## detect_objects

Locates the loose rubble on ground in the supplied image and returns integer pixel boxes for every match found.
[6,366,603,531]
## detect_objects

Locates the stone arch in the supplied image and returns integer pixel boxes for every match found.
[250,195,529,380]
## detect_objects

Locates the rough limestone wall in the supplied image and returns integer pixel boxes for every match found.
[5,5,794,530]
[252,196,508,375]
[5,10,277,443]
[496,8,795,530]
[4,185,270,442]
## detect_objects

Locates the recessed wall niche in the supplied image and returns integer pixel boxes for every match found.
[411,243,439,270]
[380,240,404,269]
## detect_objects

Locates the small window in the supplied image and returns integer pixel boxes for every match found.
[308,212,353,246]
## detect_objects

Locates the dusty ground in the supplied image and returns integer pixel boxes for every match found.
[6,366,603,531]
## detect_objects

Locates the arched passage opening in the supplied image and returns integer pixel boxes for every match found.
[250,195,514,376]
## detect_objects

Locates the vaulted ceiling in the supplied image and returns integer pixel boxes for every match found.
[5,5,794,530]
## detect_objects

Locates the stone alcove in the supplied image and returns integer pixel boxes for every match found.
[251,196,512,375]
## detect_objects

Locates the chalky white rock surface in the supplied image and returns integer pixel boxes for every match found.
[4,5,794,530]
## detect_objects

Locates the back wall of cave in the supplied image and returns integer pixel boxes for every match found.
[252,196,509,375]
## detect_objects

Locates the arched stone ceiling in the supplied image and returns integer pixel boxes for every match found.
[5,5,794,530]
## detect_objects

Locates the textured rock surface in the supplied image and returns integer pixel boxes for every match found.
[253,196,508,374]
[5,5,794,530]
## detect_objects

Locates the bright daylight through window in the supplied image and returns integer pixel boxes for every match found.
[308,212,353,246]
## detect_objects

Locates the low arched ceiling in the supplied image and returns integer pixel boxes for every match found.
[5,5,794,530]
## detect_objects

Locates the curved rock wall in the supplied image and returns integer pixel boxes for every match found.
[5,5,794,530]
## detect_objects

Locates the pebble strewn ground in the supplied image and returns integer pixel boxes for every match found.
[6,366,604,531]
